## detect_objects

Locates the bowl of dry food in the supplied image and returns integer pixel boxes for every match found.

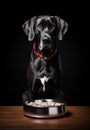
[23,99,66,118]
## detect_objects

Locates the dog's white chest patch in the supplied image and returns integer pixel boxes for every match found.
[40,76,50,92]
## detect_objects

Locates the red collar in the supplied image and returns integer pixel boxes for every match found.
[33,43,57,60]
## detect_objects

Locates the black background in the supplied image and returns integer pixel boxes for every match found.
[0,1,89,105]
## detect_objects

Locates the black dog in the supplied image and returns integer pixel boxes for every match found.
[22,15,68,103]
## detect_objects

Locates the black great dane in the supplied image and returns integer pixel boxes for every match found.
[22,15,68,103]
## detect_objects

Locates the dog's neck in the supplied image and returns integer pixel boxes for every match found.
[33,43,57,60]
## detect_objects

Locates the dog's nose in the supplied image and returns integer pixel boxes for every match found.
[42,31,51,39]
[44,32,51,39]
[42,33,51,42]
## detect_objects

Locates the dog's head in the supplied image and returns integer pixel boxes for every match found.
[22,15,68,52]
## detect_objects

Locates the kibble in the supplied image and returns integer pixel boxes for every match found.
[27,100,61,107]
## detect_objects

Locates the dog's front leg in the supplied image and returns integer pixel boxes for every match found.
[22,66,34,104]
[54,69,63,102]
[27,64,35,102]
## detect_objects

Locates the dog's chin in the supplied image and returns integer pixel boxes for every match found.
[39,45,50,51]
[38,44,54,55]
[43,46,53,52]
[43,44,53,51]
[44,46,50,50]
[42,48,54,57]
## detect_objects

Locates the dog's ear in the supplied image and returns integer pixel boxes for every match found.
[55,16,69,40]
[22,16,37,41]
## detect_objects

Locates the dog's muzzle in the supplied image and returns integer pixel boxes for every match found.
[39,32,52,51]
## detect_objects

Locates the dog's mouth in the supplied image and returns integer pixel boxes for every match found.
[39,39,53,51]
[41,44,53,55]
[43,44,50,50]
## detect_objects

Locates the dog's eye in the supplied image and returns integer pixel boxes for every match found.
[47,22,54,31]
[48,25,54,31]
[37,24,43,32]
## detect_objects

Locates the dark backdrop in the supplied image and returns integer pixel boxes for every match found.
[0,1,89,105]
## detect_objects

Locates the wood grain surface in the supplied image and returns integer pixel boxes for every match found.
[0,106,90,130]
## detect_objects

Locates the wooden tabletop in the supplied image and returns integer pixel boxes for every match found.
[0,106,90,130]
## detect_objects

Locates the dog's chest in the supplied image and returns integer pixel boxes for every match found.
[40,76,51,92]
[33,58,54,77]
[31,53,61,93]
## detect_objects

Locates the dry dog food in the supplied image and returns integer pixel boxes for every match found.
[27,100,61,107]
